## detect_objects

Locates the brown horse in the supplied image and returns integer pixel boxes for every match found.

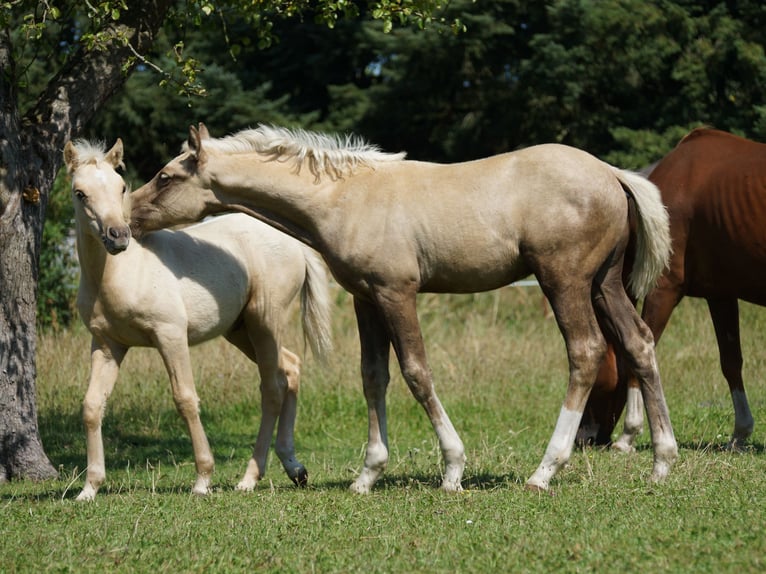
[129,123,678,492]
[580,128,766,450]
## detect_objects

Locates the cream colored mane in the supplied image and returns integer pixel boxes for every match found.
[69,140,125,170]
[194,125,407,180]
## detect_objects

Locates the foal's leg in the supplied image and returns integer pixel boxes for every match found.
[526,282,607,491]
[155,331,214,495]
[229,326,303,491]
[273,347,307,485]
[707,298,753,450]
[349,297,394,494]
[593,269,678,482]
[77,339,126,501]
[612,285,681,452]
[358,289,466,493]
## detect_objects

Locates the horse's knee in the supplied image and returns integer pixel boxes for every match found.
[82,396,104,430]
[172,388,201,419]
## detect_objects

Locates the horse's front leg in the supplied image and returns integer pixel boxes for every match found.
[155,331,214,496]
[372,288,466,493]
[707,297,753,450]
[349,297,393,494]
[77,339,126,501]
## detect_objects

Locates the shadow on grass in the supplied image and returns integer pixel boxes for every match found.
[601,440,766,454]
[311,469,524,492]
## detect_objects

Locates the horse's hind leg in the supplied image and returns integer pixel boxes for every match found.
[227,324,305,491]
[78,339,126,501]
[274,346,307,485]
[707,297,753,450]
[612,283,681,453]
[526,281,607,491]
[594,268,678,482]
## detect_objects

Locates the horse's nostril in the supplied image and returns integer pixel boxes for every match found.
[108,227,128,239]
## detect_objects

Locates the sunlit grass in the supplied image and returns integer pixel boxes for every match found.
[2,285,765,572]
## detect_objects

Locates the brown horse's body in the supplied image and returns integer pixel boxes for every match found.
[130,124,678,492]
[581,128,766,448]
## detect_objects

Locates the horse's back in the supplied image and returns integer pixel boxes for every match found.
[651,128,766,303]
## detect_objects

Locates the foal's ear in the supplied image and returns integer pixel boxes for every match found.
[187,125,208,169]
[197,122,211,140]
[63,141,78,174]
[105,138,125,170]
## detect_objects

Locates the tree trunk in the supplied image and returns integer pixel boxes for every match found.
[0,1,173,482]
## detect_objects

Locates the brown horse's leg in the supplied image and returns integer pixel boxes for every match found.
[594,268,678,482]
[527,281,606,491]
[154,331,215,495]
[612,284,681,452]
[77,339,126,501]
[707,297,753,450]
[577,343,624,446]
[350,296,394,494]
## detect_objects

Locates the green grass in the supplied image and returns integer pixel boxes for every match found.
[2,286,766,572]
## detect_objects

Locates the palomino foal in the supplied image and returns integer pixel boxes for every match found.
[130,124,678,492]
[64,139,332,500]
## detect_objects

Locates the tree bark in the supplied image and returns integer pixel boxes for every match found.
[0,1,173,481]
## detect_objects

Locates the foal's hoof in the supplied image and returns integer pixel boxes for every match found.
[290,467,308,488]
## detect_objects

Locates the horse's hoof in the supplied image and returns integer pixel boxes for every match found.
[290,468,308,488]
[349,481,371,494]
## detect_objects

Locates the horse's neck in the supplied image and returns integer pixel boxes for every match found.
[75,224,118,290]
[211,155,334,249]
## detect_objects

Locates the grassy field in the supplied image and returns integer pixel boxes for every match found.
[2,285,765,572]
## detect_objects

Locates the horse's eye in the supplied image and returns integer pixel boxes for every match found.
[74,189,86,201]
[157,172,171,187]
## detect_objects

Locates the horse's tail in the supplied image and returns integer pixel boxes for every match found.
[611,168,672,300]
[299,246,333,361]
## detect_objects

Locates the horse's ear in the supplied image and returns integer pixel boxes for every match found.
[63,141,78,174]
[197,122,211,140]
[188,125,208,168]
[105,138,125,170]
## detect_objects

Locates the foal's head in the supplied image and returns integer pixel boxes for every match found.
[63,139,131,254]
[129,123,221,239]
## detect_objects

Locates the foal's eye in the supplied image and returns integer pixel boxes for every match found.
[157,172,171,187]
[74,189,86,201]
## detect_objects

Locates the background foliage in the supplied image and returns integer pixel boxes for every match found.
[32,0,766,326]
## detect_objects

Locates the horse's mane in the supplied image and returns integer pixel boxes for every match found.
[69,140,126,170]
[194,124,407,180]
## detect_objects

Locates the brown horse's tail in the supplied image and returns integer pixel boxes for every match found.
[611,168,671,300]
[300,246,334,362]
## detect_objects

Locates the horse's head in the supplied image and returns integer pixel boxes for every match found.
[64,139,131,255]
[130,123,220,239]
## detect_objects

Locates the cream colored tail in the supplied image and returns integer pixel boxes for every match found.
[612,168,672,300]
[300,247,333,361]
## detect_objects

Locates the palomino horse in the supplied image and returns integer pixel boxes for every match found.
[581,128,766,450]
[130,124,678,492]
[63,139,332,500]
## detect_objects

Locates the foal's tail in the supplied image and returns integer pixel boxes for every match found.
[611,168,672,300]
[299,247,334,361]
